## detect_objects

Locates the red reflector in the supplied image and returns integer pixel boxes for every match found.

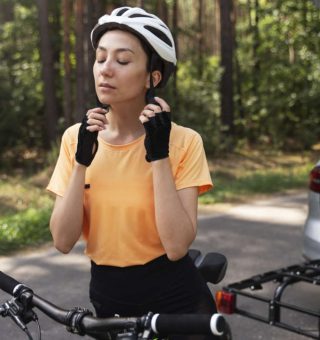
[215,290,236,314]
[310,166,320,193]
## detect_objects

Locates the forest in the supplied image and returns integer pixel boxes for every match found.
[0,0,320,171]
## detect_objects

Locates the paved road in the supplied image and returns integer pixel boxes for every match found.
[0,192,316,339]
[195,192,317,340]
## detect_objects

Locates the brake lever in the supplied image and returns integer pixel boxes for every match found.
[3,299,30,331]
[1,296,38,339]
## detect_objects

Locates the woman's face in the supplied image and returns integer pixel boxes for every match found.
[93,29,150,106]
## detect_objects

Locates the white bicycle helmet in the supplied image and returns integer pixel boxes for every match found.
[91,6,177,88]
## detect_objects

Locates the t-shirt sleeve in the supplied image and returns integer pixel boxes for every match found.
[46,127,77,197]
[174,132,213,195]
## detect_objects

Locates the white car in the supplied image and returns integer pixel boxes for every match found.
[302,160,320,260]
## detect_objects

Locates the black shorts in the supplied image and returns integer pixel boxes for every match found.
[89,254,219,340]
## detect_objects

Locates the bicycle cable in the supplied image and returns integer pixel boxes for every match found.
[35,317,42,340]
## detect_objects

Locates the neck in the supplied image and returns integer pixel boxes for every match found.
[108,100,144,130]
[101,99,146,144]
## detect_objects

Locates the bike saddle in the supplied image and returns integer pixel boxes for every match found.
[188,249,228,284]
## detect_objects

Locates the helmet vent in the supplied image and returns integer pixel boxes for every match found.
[130,14,154,19]
[144,25,172,47]
[117,8,129,16]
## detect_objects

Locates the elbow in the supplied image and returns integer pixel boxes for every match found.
[52,239,74,254]
[164,232,196,262]
[50,219,78,254]
[166,246,189,262]
[50,227,75,254]
[167,253,186,262]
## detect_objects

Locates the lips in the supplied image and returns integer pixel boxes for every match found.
[99,83,116,89]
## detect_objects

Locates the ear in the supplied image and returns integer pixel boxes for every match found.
[146,70,162,88]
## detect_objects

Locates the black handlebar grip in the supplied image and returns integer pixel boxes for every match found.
[151,313,225,336]
[0,271,20,295]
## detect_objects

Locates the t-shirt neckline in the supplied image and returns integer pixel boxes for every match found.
[98,133,145,150]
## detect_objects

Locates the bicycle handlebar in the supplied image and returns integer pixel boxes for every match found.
[0,270,20,295]
[151,313,224,336]
[0,270,226,337]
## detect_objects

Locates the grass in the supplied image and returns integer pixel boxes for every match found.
[199,151,315,204]
[0,207,52,253]
[0,151,317,254]
[0,170,54,254]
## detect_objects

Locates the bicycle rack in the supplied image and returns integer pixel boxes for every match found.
[222,259,320,339]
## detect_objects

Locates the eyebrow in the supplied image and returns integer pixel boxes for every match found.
[97,46,135,54]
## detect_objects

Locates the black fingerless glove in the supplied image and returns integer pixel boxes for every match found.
[75,115,99,167]
[143,111,171,162]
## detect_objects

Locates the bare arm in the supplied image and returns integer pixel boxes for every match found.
[50,107,107,254]
[152,158,198,261]
[50,163,86,253]
[140,96,199,261]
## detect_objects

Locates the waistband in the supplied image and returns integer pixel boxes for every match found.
[91,253,190,276]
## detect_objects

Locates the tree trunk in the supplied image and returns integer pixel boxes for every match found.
[106,0,120,13]
[36,0,59,145]
[172,0,178,110]
[74,0,86,121]
[0,1,14,23]
[234,1,244,121]
[252,0,260,96]
[218,0,235,137]
[214,0,221,56]
[84,0,96,108]
[198,0,204,76]
[62,0,73,126]
[157,0,169,25]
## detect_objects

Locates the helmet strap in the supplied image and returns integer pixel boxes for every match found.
[145,76,156,105]
[145,53,158,105]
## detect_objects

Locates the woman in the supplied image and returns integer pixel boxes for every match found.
[47,6,216,339]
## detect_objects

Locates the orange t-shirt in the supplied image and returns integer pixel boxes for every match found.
[47,122,213,267]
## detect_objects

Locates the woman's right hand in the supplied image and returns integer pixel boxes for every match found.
[75,107,108,167]
[85,107,108,132]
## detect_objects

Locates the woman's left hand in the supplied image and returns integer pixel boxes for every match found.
[139,97,172,162]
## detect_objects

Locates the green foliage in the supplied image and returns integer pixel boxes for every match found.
[173,56,224,154]
[0,3,43,154]
[0,168,54,254]
[234,0,320,150]
[0,206,52,254]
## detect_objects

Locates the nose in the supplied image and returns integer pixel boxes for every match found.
[100,59,114,77]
